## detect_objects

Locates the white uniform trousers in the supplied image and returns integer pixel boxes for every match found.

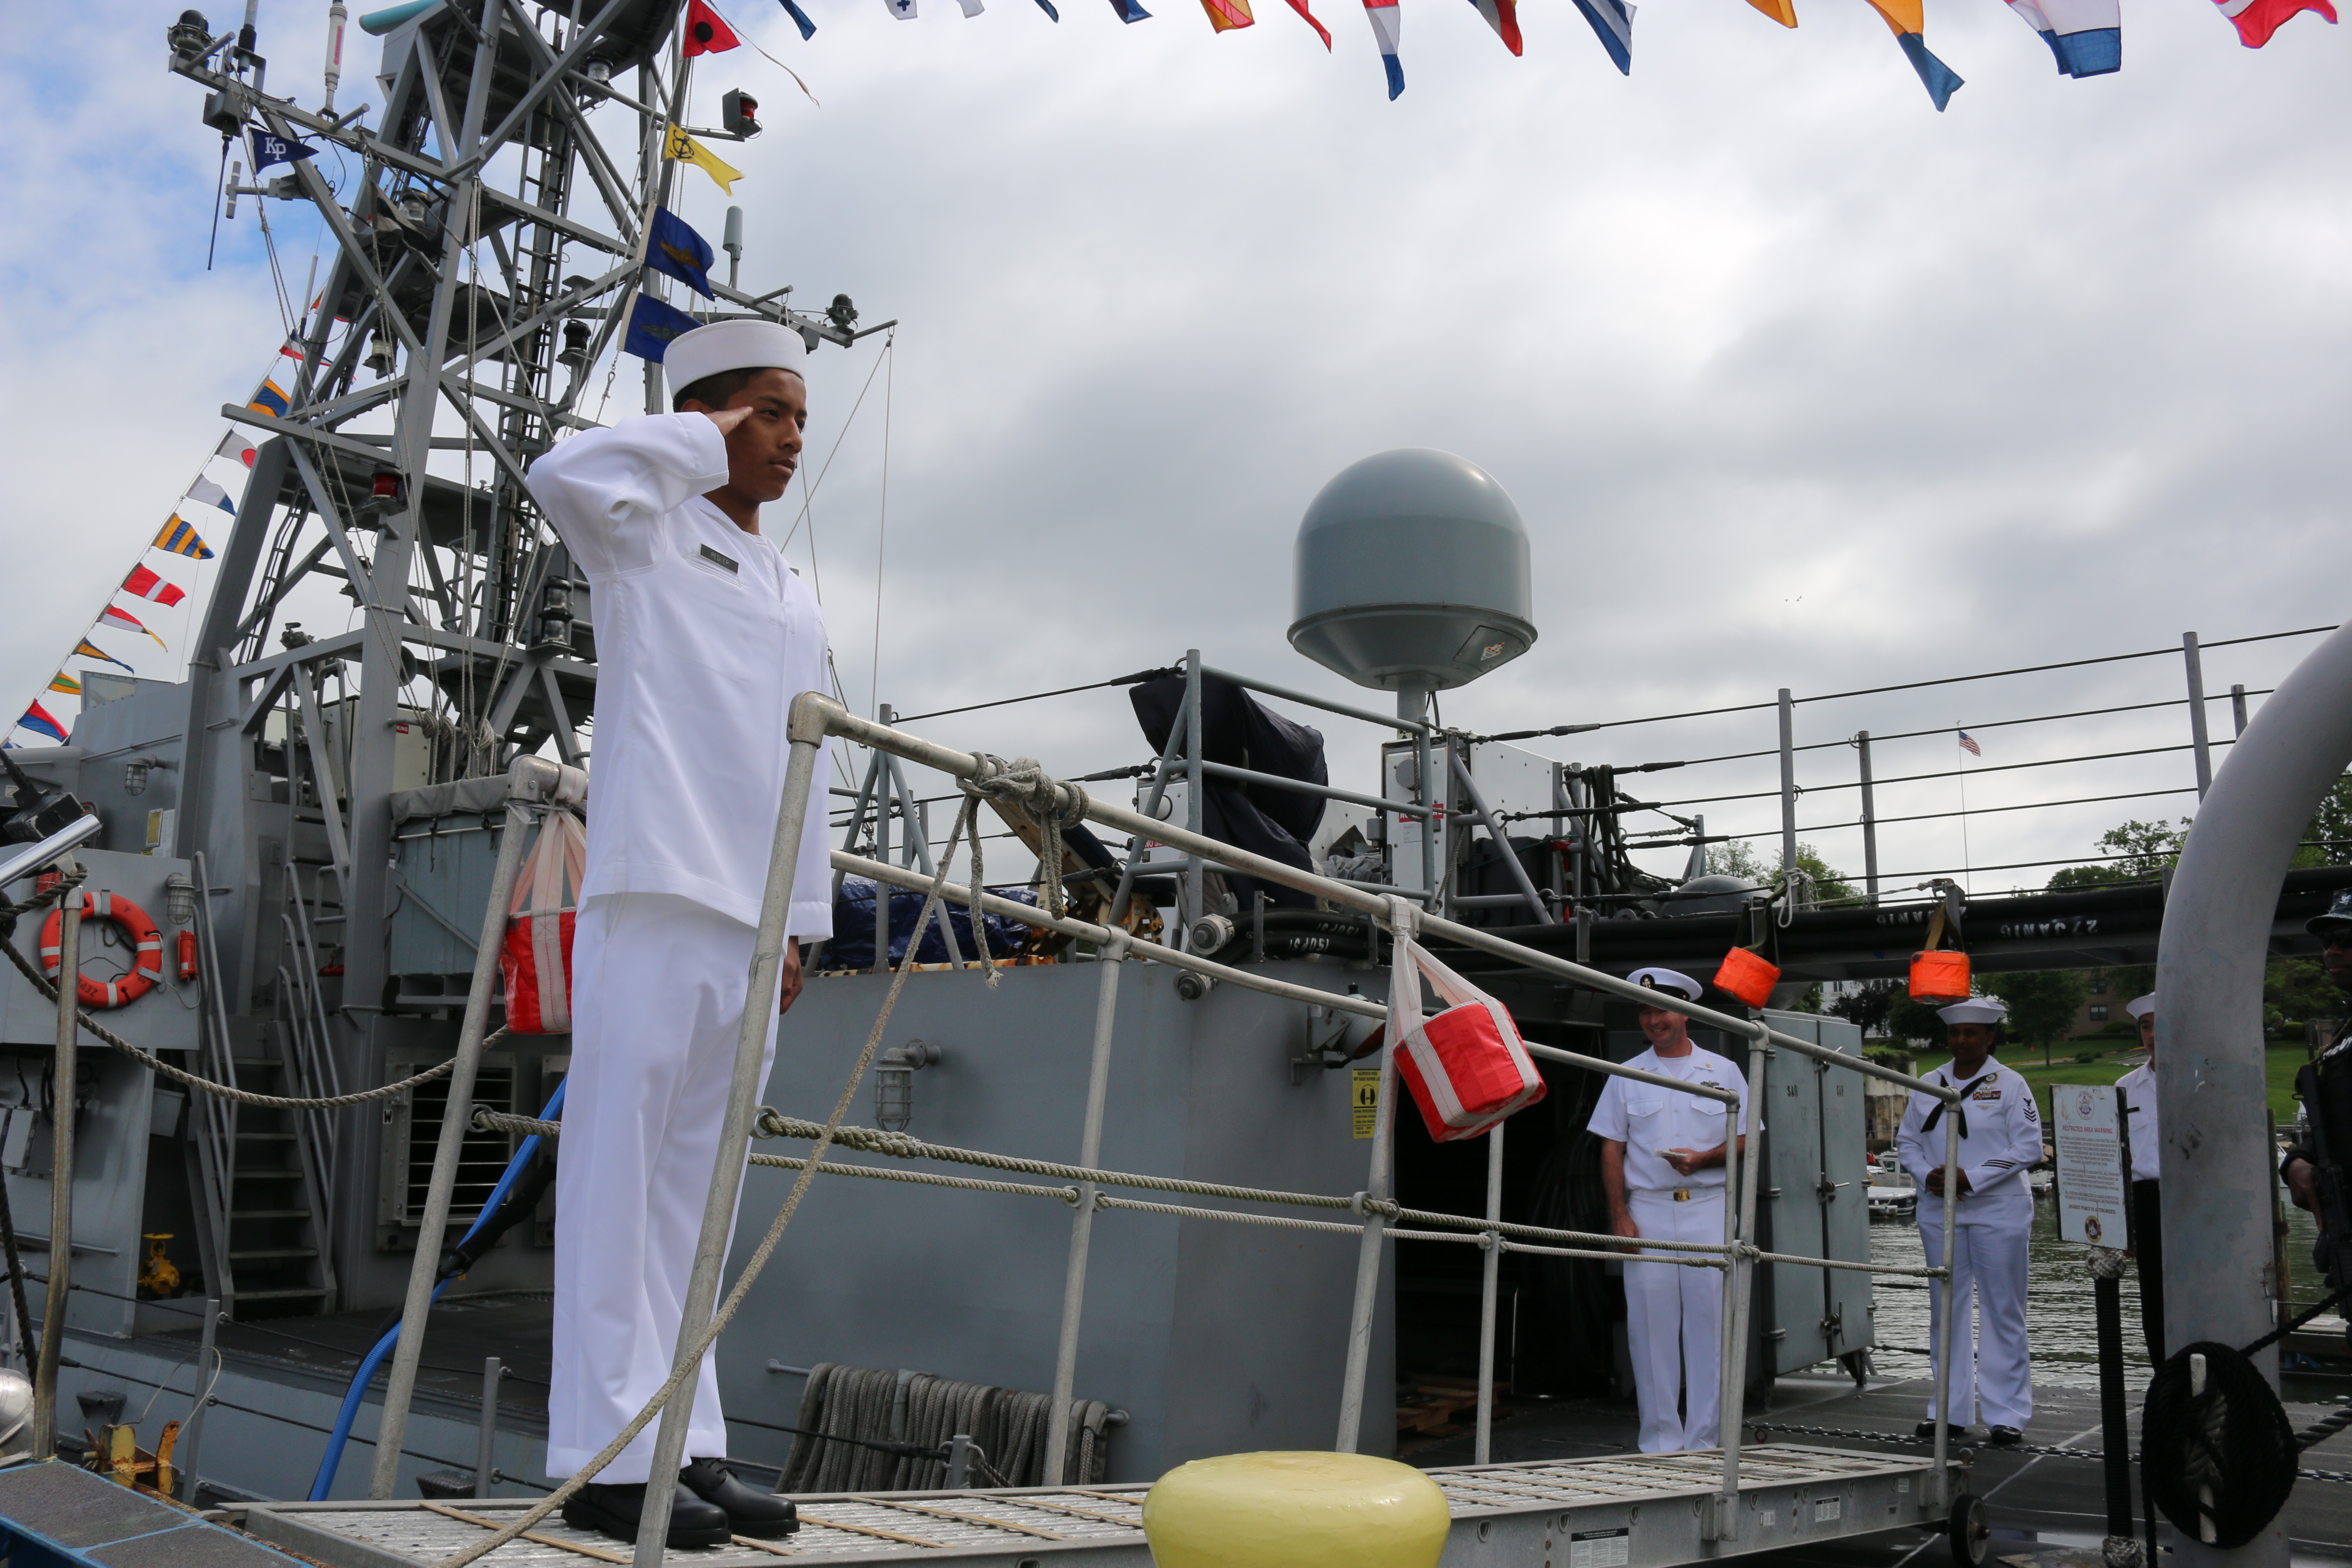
[1917,1194,2033,1432]
[1623,1186,1727,1454]
[547,891,781,1482]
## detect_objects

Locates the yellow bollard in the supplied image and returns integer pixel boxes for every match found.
[1142,1451,1452,1568]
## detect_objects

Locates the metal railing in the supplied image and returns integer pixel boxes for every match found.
[390,695,1969,1566]
[861,625,2339,930]
[844,701,1963,1534]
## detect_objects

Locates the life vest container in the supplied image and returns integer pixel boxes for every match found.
[500,810,586,1034]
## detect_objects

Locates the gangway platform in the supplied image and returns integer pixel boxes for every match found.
[232,1444,1973,1568]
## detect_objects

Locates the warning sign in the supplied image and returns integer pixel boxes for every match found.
[2054,1083,2130,1247]
[1352,1068,1381,1139]
[1568,1528,1629,1568]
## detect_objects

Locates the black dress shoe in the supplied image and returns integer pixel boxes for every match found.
[682,1457,801,1538]
[1914,1421,1939,1440]
[562,1481,732,1548]
[1987,1425,2024,1447]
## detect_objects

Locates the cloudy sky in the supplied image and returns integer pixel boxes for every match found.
[3,0,2344,894]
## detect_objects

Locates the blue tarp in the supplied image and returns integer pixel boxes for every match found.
[824,878,1040,969]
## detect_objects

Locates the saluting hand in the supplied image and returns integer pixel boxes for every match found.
[701,405,756,437]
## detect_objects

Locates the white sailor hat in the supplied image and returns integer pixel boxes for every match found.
[1936,996,2009,1026]
[2124,993,2156,1020]
[663,318,809,401]
[1629,967,1703,1002]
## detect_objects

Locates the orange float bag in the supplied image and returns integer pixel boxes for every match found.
[1711,892,1783,1009]
[1907,893,1970,1004]
[499,809,587,1034]
[1713,946,1780,1009]
[1387,931,1546,1143]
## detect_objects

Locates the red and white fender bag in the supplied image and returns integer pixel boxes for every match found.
[1388,933,1546,1142]
[499,809,586,1034]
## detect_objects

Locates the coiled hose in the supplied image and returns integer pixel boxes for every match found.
[307,1080,566,1500]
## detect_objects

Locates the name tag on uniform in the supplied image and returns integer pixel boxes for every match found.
[698,544,740,575]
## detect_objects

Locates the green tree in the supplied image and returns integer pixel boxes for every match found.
[2291,774,2352,868]
[1982,969,2093,1065]
[1708,839,1859,903]
[1886,992,1948,1045]
[2045,797,2352,1035]
[2266,957,2341,1032]
[2047,818,2191,890]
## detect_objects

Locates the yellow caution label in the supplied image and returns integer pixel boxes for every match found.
[1352,1068,1381,1139]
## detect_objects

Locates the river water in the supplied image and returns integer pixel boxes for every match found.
[1863,1190,2329,1400]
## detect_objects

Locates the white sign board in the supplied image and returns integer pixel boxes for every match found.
[2053,1083,2130,1247]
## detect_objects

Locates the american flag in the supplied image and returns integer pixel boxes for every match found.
[1957,731,1982,757]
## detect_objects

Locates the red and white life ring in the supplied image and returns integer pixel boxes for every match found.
[40,891,165,1009]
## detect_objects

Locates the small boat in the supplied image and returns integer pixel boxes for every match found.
[1867,1149,1917,1218]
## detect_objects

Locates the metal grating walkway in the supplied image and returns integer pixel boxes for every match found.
[239,1445,1952,1567]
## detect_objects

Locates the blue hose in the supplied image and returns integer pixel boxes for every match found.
[307,1079,566,1500]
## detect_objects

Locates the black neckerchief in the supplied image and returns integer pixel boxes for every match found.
[1920,1067,1996,1141]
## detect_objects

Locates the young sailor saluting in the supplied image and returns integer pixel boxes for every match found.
[1896,995,2041,1447]
[524,319,832,1547]
[1589,968,1755,1454]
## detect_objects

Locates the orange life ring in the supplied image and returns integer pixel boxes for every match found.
[40,891,165,1009]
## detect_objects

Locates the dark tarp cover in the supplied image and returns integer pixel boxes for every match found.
[1129,674,1329,910]
[825,879,1039,969]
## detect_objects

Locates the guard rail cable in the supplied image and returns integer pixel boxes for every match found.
[0,755,589,1115]
[365,696,1972,1566]
[0,927,477,1110]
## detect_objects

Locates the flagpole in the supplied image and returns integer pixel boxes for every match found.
[1955,727,1972,895]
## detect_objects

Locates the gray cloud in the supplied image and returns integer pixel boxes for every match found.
[5,0,2343,891]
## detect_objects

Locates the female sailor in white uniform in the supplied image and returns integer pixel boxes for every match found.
[1896,995,2042,1446]
[525,318,832,1547]
[1590,967,1754,1454]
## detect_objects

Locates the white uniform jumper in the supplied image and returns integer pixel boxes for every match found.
[1896,1059,2041,1432]
[2117,1061,2159,1183]
[527,413,834,1482]
[1588,1047,1753,1454]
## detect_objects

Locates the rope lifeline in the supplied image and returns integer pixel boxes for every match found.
[0,930,478,1111]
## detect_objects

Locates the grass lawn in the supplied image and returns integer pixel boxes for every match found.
[1996,1040,2315,1128]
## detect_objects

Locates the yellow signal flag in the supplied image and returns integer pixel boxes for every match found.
[664,124,742,195]
[47,672,81,697]
[1744,0,1798,24]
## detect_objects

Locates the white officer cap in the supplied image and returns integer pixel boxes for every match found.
[663,318,809,401]
[2124,993,2156,1020]
[1936,996,2009,1026]
[1629,967,1703,1002]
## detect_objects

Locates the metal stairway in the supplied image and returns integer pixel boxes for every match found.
[219,1034,338,1317]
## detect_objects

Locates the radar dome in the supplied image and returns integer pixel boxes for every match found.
[1287,449,1535,707]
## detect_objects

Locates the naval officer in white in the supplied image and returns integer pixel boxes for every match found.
[2116,992,2165,1363]
[526,318,831,1546]
[1590,968,1754,1453]
[1896,995,2042,1446]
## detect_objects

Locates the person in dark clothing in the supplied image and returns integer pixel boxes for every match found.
[2282,888,2352,1298]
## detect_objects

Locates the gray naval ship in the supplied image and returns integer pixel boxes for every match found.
[6,5,2346,1567]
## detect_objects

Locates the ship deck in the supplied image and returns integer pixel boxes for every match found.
[238,1443,1951,1568]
